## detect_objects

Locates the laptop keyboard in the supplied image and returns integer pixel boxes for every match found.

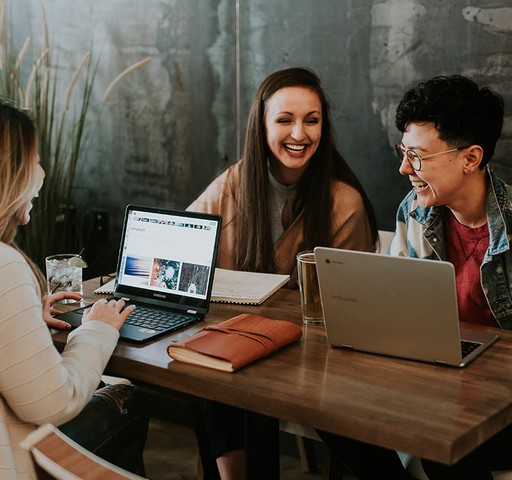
[125,304,198,332]
[461,340,481,358]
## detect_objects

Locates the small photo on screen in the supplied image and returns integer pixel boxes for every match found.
[178,263,210,295]
[123,256,152,280]
[150,258,181,291]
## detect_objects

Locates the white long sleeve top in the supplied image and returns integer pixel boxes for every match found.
[0,242,119,479]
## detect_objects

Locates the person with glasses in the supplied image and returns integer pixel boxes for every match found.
[389,74,512,479]
[320,75,512,480]
[392,75,506,330]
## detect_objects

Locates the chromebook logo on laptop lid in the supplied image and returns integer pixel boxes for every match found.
[315,247,498,368]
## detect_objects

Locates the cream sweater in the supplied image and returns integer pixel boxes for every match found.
[0,242,119,479]
[188,161,374,286]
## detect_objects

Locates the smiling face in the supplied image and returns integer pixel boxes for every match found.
[264,86,322,185]
[16,158,45,226]
[399,122,469,209]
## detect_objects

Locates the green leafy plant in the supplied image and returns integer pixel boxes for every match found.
[0,0,151,269]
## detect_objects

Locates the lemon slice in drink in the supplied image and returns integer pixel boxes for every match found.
[68,256,88,268]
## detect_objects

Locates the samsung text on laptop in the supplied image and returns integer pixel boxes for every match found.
[58,205,222,343]
[314,247,498,367]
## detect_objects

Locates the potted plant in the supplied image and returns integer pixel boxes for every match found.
[0,0,151,270]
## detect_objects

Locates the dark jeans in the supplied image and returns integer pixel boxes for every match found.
[202,401,412,479]
[201,400,245,458]
[59,383,148,472]
[421,423,512,480]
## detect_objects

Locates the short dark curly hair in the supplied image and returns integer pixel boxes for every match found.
[395,75,504,167]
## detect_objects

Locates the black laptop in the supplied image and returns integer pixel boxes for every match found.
[58,205,222,343]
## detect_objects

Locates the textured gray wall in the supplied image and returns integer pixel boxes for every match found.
[9,0,512,263]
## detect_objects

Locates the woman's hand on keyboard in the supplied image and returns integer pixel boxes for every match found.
[82,298,136,331]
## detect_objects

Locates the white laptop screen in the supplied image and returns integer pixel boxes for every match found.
[116,207,220,302]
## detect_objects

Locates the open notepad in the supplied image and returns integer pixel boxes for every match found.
[95,268,290,305]
[211,268,289,305]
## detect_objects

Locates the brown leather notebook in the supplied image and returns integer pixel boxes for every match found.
[167,313,303,372]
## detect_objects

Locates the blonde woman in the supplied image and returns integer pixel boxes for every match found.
[0,100,147,479]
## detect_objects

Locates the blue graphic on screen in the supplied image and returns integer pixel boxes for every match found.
[124,256,152,278]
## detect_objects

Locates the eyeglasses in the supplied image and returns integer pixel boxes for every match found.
[394,144,469,171]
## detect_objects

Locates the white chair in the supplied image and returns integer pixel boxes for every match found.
[279,420,322,473]
[377,229,394,254]
[20,423,146,480]
[402,452,512,479]
[401,454,428,479]
[494,471,512,479]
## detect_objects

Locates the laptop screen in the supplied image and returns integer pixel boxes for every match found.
[115,205,222,312]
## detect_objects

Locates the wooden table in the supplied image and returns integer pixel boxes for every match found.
[53,277,512,477]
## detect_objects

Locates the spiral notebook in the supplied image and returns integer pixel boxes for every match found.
[210,269,289,305]
[95,268,289,305]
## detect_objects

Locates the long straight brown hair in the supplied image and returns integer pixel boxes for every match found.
[235,68,378,272]
[0,99,46,295]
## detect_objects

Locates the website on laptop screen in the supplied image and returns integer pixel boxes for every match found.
[117,208,220,301]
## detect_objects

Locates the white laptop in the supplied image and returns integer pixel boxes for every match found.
[314,247,498,367]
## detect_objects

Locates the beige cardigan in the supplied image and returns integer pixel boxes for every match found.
[0,243,119,480]
[188,161,374,286]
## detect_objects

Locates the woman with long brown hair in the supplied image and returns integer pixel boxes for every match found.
[189,67,378,479]
[190,67,377,286]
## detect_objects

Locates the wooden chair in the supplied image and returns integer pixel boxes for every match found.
[20,423,146,480]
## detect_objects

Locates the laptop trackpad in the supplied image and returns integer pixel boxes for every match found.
[56,307,87,329]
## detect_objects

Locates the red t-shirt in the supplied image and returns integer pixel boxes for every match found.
[443,208,497,326]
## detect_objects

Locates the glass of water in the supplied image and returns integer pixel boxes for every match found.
[45,254,87,303]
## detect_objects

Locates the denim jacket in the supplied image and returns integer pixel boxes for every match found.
[389,168,512,329]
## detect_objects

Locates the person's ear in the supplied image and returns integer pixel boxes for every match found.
[462,145,484,173]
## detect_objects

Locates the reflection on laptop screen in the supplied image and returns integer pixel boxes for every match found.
[117,208,220,301]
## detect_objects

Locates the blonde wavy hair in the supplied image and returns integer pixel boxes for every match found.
[0,99,46,295]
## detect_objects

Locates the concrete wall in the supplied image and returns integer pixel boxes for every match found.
[9,0,512,266]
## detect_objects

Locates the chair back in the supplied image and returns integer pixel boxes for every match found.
[377,230,394,254]
[20,423,146,480]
